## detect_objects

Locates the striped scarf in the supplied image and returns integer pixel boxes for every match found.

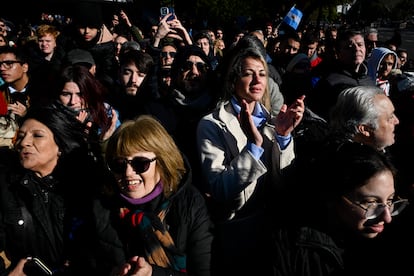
[119,201,186,272]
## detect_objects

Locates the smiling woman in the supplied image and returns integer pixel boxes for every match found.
[66,114,214,275]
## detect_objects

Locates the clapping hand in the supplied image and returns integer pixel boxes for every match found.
[238,98,263,147]
[274,95,305,136]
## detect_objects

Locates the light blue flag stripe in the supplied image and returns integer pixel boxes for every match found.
[283,6,303,30]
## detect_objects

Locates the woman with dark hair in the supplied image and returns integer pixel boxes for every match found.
[271,142,409,275]
[55,64,120,143]
[0,102,107,275]
[193,30,221,70]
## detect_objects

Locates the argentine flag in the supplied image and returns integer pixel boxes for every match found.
[283,6,303,30]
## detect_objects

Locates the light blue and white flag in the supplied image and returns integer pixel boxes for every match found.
[283,5,303,30]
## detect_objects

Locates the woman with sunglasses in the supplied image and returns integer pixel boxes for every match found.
[75,115,213,276]
[270,142,409,275]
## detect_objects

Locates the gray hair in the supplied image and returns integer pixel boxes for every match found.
[329,86,384,140]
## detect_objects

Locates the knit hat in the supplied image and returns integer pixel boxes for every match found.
[66,48,95,67]
[72,1,104,28]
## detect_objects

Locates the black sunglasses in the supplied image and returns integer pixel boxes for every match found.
[108,156,157,174]
[161,51,177,58]
[183,61,209,72]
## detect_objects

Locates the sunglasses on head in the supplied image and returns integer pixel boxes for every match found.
[183,61,208,72]
[108,156,157,174]
[161,51,177,58]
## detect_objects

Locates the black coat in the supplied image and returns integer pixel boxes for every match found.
[0,161,67,274]
[306,61,375,120]
[0,146,109,275]
[70,160,214,276]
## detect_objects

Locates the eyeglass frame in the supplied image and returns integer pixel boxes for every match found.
[107,156,157,174]
[0,60,24,70]
[342,196,409,219]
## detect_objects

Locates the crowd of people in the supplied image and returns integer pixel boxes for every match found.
[0,1,414,275]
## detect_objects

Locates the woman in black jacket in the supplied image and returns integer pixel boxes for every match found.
[270,142,409,276]
[0,102,103,275]
[74,115,213,276]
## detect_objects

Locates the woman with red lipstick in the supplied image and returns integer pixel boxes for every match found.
[0,102,105,275]
[270,142,409,276]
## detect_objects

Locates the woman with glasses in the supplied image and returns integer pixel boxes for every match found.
[196,42,305,275]
[72,115,213,275]
[270,142,408,276]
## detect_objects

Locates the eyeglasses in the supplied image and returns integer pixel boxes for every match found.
[343,196,409,219]
[0,60,23,69]
[161,51,176,58]
[108,156,157,174]
[183,61,208,72]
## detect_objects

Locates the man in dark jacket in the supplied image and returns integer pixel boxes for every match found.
[306,28,375,120]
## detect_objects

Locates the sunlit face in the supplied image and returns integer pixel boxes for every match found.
[77,26,99,42]
[115,35,128,56]
[38,33,57,55]
[305,41,318,58]
[112,151,160,199]
[369,94,399,150]
[160,44,177,67]
[338,34,366,68]
[282,38,300,55]
[338,170,395,239]
[234,57,267,106]
[58,81,85,111]
[196,37,210,56]
[378,54,395,79]
[398,52,407,67]
[215,40,225,50]
[119,62,147,96]
[0,52,28,84]
[15,119,60,178]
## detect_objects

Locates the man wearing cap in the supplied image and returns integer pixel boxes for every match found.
[65,48,97,76]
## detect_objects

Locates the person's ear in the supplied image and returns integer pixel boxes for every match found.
[357,124,372,137]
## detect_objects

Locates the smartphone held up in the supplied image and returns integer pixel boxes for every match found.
[160,6,175,21]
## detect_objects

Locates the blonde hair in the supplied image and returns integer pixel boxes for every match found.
[221,46,271,110]
[105,115,186,197]
[36,24,60,39]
